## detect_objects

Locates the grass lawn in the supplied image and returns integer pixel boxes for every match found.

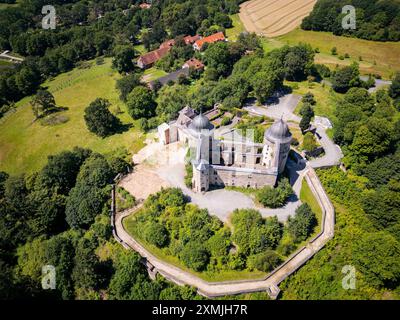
[226,14,246,41]
[287,80,339,120]
[300,178,323,235]
[0,58,145,175]
[142,67,168,82]
[0,0,20,9]
[123,213,267,282]
[0,59,15,74]
[276,28,400,79]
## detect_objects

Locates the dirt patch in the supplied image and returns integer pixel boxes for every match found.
[120,140,187,202]
[239,0,317,37]
[119,164,171,202]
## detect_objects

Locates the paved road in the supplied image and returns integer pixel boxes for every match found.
[324,77,392,94]
[0,50,23,62]
[244,93,343,168]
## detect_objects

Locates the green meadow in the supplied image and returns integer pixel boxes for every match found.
[275,28,400,79]
[0,58,145,175]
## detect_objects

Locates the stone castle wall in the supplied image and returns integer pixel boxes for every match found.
[209,166,278,189]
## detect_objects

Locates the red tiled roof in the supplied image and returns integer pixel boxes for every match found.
[159,39,175,49]
[160,35,201,49]
[183,58,204,70]
[184,35,201,45]
[194,32,225,50]
[139,3,151,9]
[138,47,170,66]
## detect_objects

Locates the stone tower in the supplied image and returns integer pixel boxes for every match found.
[264,119,293,173]
[190,113,214,192]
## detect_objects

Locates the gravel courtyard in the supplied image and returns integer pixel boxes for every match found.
[120,138,305,223]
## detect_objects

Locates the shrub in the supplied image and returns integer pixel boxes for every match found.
[256,178,293,208]
[287,203,317,242]
[220,116,232,126]
[299,103,314,117]
[180,241,209,271]
[302,92,316,105]
[126,87,156,120]
[144,222,169,248]
[247,250,282,272]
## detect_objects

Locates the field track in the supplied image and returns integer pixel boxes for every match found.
[239,0,317,37]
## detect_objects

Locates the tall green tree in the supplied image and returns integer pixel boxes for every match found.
[84,98,121,138]
[31,89,56,119]
[126,86,156,120]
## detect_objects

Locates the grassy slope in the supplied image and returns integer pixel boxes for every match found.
[0,58,144,175]
[299,178,322,235]
[276,28,400,78]
[142,67,167,82]
[226,14,246,41]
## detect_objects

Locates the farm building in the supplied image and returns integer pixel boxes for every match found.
[193,32,226,50]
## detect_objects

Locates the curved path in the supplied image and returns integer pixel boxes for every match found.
[244,94,343,168]
[113,167,335,299]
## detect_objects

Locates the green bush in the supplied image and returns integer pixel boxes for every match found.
[247,250,282,272]
[180,241,209,271]
[220,116,232,126]
[256,178,293,208]
[144,222,169,248]
[287,203,317,243]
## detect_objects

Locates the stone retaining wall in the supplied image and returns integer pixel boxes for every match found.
[112,166,335,299]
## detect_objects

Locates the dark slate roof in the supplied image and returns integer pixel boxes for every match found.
[265,119,292,144]
[189,113,214,132]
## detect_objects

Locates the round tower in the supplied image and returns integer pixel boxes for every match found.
[264,119,292,174]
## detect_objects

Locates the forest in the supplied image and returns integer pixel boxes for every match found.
[0,0,244,114]
[281,74,400,299]
[302,0,400,41]
[0,147,203,300]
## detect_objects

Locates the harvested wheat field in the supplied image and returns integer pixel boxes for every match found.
[239,0,317,37]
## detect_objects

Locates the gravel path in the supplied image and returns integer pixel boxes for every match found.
[157,157,306,223]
